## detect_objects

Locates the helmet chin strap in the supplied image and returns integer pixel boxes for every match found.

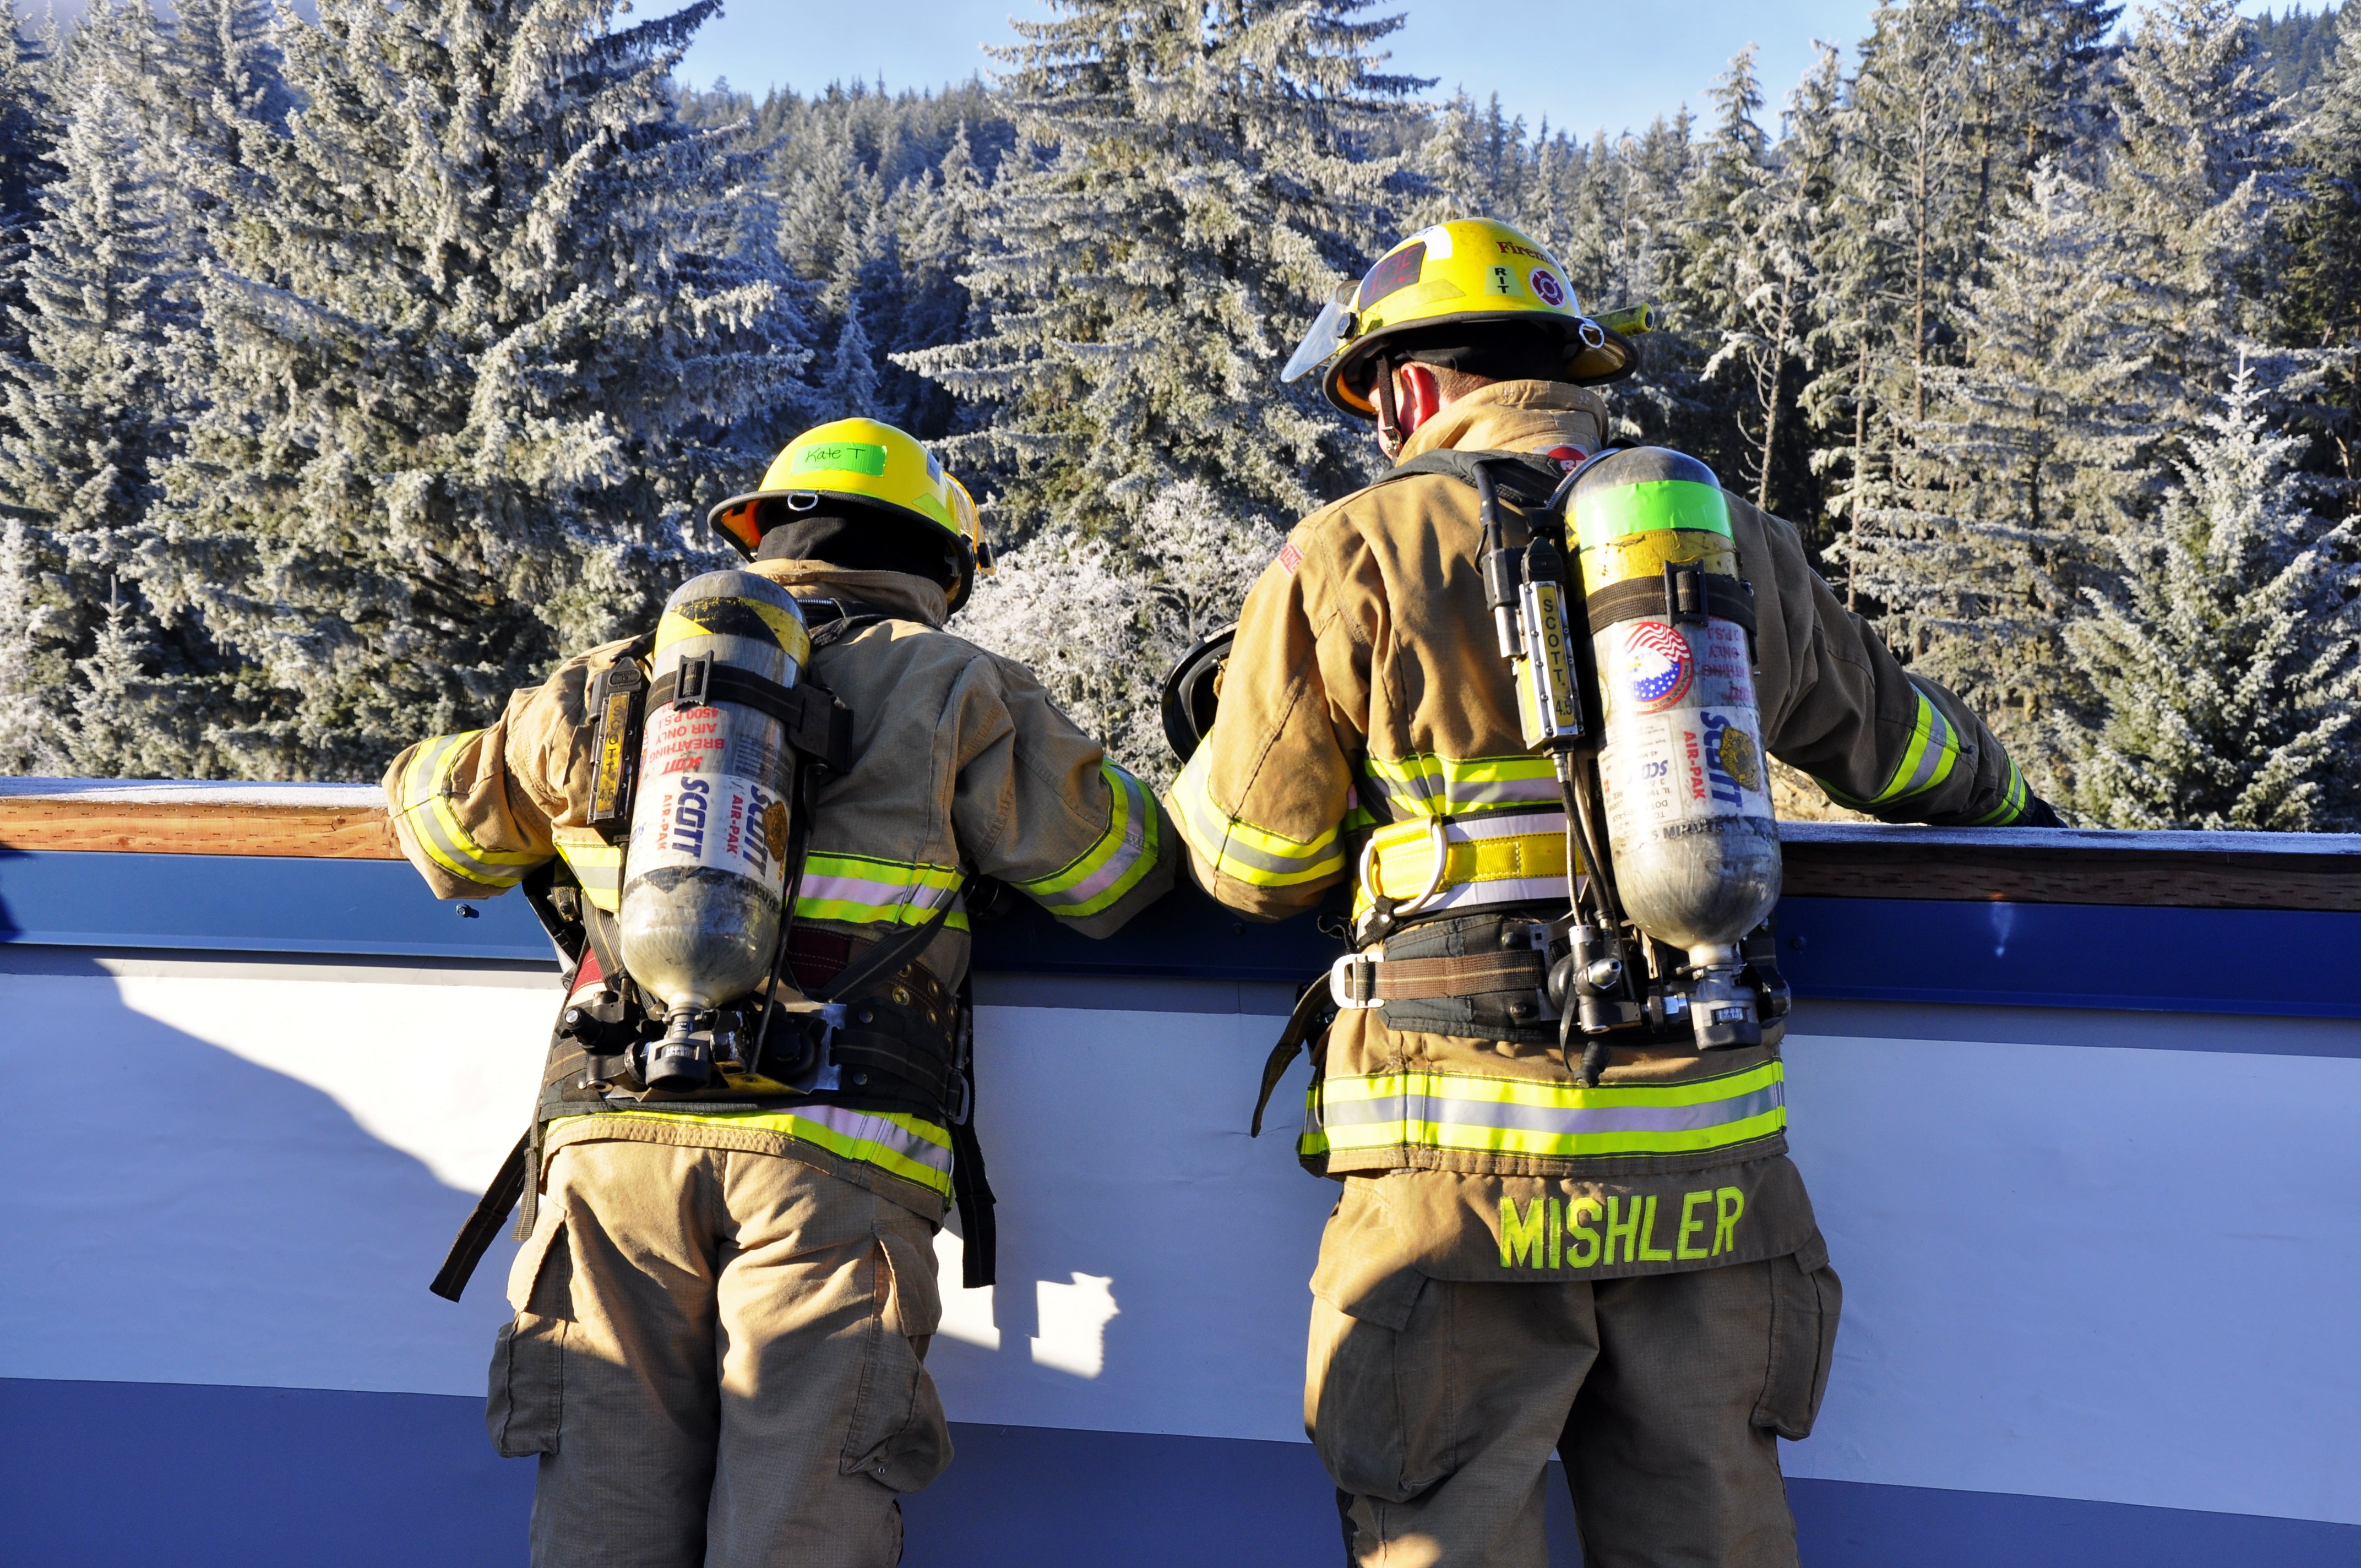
[1373,353,1402,461]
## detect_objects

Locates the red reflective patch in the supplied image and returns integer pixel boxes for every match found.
[1358,243,1426,309]
[1546,445,1587,472]
[1277,542,1303,575]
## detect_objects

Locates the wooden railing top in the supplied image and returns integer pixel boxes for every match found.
[3,778,2358,911]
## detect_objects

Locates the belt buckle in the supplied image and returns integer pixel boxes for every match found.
[1329,951,1383,1010]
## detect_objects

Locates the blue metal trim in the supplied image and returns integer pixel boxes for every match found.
[1776,896,2361,1019]
[0,851,555,963]
[6,852,2360,1020]
[4,1379,2355,1568]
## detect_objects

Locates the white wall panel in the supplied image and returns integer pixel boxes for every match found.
[7,960,2358,1530]
[1781,1031,2361,1525]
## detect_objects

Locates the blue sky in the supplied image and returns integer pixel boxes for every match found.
[663,0,1892,140]
[35,1,2308,140]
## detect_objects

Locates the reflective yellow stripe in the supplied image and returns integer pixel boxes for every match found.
[391,731,544,889]
[552,829,624,912]
[1165,745,1346,889]
[1362,752,1562,820]
[1816,685,1962,810]
[1307,1061,1785,1162]
[1967,760,2031,825]
[1014,761,1161,919]
[1353,809,1579,917]
[794,852,970,932]
[572,1106,955,1197]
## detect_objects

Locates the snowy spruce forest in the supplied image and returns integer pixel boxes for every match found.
[0,0,2357,830]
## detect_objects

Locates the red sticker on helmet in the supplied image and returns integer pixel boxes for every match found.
[1358,243,1427,309]
[1529,268,1566,308]
[1546,445,1587,472]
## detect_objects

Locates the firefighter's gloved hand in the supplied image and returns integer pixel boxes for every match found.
[2014,796,2065,829]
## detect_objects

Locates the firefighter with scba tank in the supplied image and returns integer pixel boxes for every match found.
[384,419,1176,1568]
[1160,218,2060,1568]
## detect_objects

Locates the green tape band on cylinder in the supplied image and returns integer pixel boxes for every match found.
[1574,479,1732,551]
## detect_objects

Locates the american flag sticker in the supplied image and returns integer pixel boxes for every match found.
[1277,542,1303,575]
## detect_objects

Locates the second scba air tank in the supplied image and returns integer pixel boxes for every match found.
[618,569,812,1090]
[1567,448,1781,1046]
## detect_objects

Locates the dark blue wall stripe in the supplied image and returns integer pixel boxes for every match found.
[1776,896,2361,1019]
[0,851,556,962]
[5,1378,2355,1567]
[5,851,2360,1019]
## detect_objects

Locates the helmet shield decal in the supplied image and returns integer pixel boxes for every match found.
[1357,241,1428,311]
[1282,292,1358,384]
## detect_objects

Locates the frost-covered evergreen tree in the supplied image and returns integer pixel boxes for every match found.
[1856,162,2154,763]
[2286,16,2361,482]
[2100,0,2296,432]
[905,0,1422,541]
[0,6,61,435]
[959,478,1271,783]
[155,0,808,778]
[65,582,176,777]
[0,61,194,755]
[0,516,58,771]
[2064,364,2361,829]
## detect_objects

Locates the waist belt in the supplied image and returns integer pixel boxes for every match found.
[1353,809,1579,921]
[1330,944,1549,1009]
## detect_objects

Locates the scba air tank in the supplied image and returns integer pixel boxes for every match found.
[618,570,810,1082]
[1569,448,1781,1044]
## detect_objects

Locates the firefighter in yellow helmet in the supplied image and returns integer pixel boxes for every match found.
[1168,219,2058,1567]
[384,416,1175,1568]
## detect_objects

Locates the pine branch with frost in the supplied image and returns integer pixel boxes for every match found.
[0,516,59,772]
[2065,362,2361,830]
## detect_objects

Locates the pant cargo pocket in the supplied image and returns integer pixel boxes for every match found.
[1752,1232,1841,1441]
[1307,1270,1456,1504]
[841,1227,953,1493]
[486,1219,570,1458]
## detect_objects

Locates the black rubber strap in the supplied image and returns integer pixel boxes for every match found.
[1584,570,1756,637]
[1250,976,1340,1138]
[429,1130,531,1303]
[948,972,996,1289]
[648,662,855,773]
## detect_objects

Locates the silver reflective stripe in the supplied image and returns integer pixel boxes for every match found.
[1320,1082,1785,1135]
[797,872,960,910]
[793,1103,954,1178]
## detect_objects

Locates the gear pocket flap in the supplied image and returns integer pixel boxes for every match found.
[842,1227,953,1493]
[487,1219,570,1458]
[1752,1232,1841,1442]
[878,1229,942,1342]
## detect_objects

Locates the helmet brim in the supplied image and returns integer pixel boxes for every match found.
[1320,315,1640,417]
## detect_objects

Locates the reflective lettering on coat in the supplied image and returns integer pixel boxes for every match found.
[1713,1187,1745,1256]
[1677,1190,1714,1259]
[1636,1195,1675,1261]
[1493,1188,1739,1271]
[1564,1198,1602,1268]
[1602,1196,1642,1266]
[1500,1197,1547,1269]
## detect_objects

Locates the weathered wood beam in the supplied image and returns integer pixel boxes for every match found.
[4,782,2358,911]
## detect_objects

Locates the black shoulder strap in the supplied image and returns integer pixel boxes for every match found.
[1378,448,1566,507]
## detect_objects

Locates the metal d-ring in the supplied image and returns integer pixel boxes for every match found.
[1359,815,1453,920]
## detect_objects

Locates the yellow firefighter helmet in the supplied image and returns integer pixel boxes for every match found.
[1281,217,1637,418]
[708,418,991,610]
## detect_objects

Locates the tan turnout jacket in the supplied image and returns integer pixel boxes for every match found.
[1168,380,2033,1283]
[387,559,1178,1215]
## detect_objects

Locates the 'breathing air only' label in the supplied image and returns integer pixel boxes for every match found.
[628,703,792,893]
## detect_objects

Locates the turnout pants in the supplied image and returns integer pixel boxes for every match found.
[490,1139,952,1568]
[1308,1226,1841,1568]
